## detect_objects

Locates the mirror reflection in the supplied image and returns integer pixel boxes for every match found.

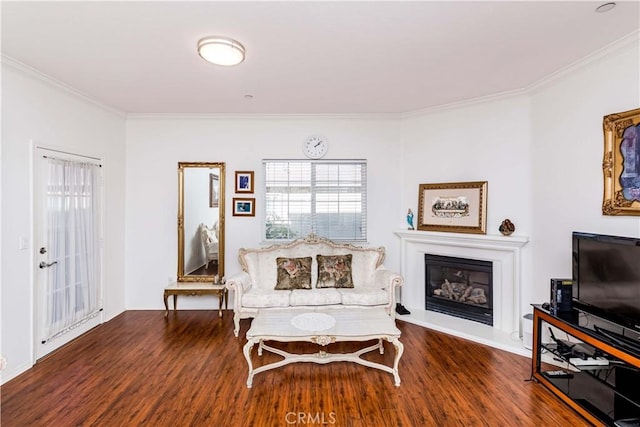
[178,162,225,282]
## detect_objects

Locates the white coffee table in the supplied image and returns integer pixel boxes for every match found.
[243,308,403,387]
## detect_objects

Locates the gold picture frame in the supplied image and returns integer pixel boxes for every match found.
[418,181,488,234]
[603,107,640,216]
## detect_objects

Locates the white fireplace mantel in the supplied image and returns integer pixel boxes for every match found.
[394,229,529,355]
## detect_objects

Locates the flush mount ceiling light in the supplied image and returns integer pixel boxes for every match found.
[595,2,616,13]
[197,36,245,66]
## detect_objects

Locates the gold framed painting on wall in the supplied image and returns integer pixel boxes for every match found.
[417,181,488,234]
[602,108,640,216]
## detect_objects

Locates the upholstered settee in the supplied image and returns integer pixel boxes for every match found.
[226,234,403,337]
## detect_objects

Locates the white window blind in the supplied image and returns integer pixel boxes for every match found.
[264,160,367,241]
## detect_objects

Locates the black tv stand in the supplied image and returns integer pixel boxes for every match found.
[593,325,640,355]
[532,305,640,426]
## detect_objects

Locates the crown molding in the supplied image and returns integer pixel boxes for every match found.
[1,54,126,118]
[125,112,402,120]
[4,29,638,121]
[400,29,640,118]
[525,29,640,95]
[400,87,528,119]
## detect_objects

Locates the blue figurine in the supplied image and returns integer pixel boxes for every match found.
[407,209,414,230]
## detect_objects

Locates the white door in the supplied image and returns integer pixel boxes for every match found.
[35,148,104,360]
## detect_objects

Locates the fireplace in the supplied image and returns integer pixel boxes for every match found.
[394,230,529,353]
[425,254,493,326]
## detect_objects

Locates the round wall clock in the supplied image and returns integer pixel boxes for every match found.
[302,135,328,159]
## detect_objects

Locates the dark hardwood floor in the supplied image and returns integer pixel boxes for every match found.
[1,310,589,426]
[189,260,218,276]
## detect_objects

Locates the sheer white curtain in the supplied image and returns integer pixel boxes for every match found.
[43,158,101,342]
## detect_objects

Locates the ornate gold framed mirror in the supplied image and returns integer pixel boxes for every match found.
[177,162,225,282]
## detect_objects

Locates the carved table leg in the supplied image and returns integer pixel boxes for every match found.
[163,291,169,317]
[391,337,404,387]
[233,314,240,337]
[218,291,223,318]
[243,339,257,388]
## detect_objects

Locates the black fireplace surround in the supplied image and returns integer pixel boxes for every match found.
[425,254,493,326]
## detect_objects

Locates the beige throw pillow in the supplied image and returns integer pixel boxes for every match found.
[275,257,312,290]
[316,254,354,288]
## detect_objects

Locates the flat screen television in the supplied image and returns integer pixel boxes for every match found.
[572,231,640,333]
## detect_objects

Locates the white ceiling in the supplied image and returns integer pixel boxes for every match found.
[2,1,639,115]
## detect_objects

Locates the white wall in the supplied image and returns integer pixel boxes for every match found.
[124,117,402,308]
[1,61,127,383]
[529,38,640,305]
[398,35,640,320]
[399,96,534,317]
[400,96,533,235]
[125,35,640,318]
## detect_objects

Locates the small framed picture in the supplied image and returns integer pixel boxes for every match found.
[209,173,219,208]
[235,171,254,193]
[233,197,255,216]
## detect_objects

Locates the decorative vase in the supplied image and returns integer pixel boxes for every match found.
[499,219,515,236]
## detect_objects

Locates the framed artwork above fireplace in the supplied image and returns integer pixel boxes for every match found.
[417,181,488,234]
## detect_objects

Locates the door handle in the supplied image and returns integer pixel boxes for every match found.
[39,261,58,269]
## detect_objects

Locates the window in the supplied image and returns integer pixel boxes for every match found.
[264,160,367,241]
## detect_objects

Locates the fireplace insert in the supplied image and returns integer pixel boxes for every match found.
[425,254,493,326]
